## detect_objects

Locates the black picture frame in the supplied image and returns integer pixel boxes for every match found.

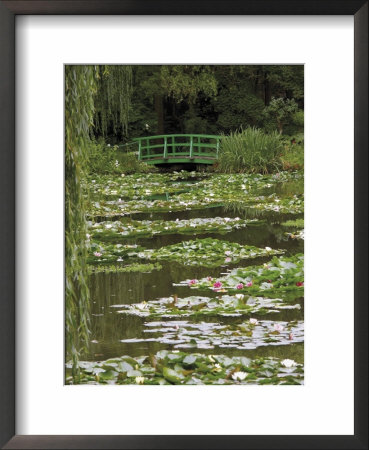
[0,1,367,449]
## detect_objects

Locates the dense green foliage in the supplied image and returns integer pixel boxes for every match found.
[125,65,303,140]
[263,97,299,134]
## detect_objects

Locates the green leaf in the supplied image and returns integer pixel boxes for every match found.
[163,367,184,383]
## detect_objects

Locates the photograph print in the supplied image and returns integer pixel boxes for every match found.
[65,65,304,385]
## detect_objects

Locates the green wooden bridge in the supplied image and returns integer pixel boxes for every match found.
[133,134,221,165]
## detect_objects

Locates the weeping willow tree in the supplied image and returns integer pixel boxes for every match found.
[65,65,97,379]
[94,65,133,137]
[65,65,132,380]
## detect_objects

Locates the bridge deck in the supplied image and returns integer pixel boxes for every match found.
[133,134,220,165]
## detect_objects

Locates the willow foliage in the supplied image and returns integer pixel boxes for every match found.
[94,65,133,137]
[65,65,132,379]
[65,65,97,378]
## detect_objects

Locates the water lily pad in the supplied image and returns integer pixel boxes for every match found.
[163,367,184,383]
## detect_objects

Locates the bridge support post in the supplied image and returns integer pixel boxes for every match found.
[138,140,142,160]
[190,136,194,159]
[164,136,168,159]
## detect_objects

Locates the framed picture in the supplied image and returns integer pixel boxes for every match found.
[1,1,367,449]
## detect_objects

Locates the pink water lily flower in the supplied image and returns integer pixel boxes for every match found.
[246,281,253,287]
[225,257,232,263]
[296,281,304,287]
[207,276,213,281]
[188,279,198,286]
[274,323,284,332]
[93,251,102,257]
[224,250,232,256]
[236,283,244,290]
[213,281,222,289]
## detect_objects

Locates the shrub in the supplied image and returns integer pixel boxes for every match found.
[280,135,304,170]
[87,140,152,175]
[87,140,120,174]
[118,152,152,175]
[217,127,283,174]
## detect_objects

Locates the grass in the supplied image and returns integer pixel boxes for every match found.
[217,127,284,174]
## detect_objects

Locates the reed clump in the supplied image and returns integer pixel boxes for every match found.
[217,127,283,173]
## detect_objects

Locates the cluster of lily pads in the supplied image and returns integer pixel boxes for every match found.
[85,170,304,217]
[86,173,203,199]
[178,254,304,296]
[138,238,284,268]
[88,242,143,264]
[88,262,162,274]
[85,170,301,201]
[119,319,304,350]
[66,350,304,385]
[88,237,284,267]
[87,191,303,217]
[281,218,304,228]
[88,216,261,241]
[113,293,301,319]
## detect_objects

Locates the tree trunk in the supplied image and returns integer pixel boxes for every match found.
[154,94,164,134]
[264,72,271,106]
[277,119,283,134]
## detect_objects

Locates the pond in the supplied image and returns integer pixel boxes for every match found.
[67,170,304,385]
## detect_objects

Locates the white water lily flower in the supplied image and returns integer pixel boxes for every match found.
[135,376,145,384]
[235,294,244,301]
[232,371,247,381]
[281,359,297,368]
[105,224,113,229]
[136,302,148,310]
[249,318,258,325]
[212,363,222,373]
[265,246,272,251]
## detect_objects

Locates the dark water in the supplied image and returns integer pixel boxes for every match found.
[87,179,304,364]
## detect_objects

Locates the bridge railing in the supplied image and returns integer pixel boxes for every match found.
[133,134,221,162]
